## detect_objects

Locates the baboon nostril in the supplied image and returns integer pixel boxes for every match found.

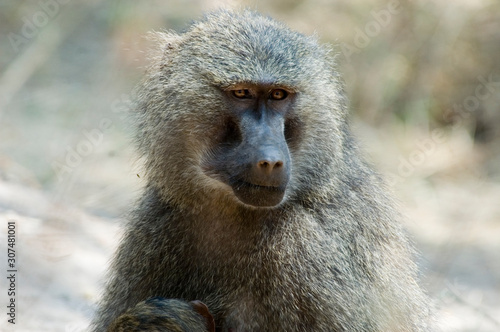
[257,159,284,174]
[259,161,269,168]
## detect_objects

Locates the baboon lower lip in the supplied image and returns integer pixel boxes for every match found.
[231,180,286,207]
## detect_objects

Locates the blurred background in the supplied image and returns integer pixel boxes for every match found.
[0,0,499,331]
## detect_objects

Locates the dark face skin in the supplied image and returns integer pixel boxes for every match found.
[203,84,297,208]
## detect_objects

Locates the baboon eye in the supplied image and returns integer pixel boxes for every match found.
[270,89,288,100]
[232,89,251,99]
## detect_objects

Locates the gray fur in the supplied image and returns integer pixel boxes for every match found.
[92,9,433,332]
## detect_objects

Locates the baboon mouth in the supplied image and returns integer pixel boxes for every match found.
[231,180,287,207]
[240,181,282,190]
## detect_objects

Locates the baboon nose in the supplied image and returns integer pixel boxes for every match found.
[248,146,290,188]
[257,159,284,175]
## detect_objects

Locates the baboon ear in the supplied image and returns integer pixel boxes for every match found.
[146,31,182,65]
[149,31,182,51]
[189,301,215,332]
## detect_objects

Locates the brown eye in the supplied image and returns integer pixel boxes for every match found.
[233,89,251,99]
[270,89,288,100]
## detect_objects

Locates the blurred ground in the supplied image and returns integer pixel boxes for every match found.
[0,1,499,331]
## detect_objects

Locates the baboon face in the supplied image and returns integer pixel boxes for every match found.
[144,11,342,209]
[202,83,296,208]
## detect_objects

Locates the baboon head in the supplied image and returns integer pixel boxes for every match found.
[136,10,347,209]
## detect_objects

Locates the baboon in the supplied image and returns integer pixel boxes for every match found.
[92,9,433,332]
[107,298,215,332]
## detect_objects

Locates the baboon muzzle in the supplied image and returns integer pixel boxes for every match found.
[230,114,291,207]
